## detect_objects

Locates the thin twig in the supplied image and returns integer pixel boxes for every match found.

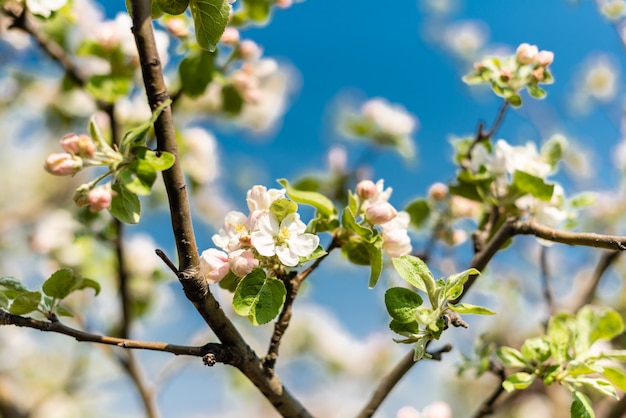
[572,250,622,312]
[471,362,507,418]
[426,344,453,361]
[263,237,339,371]
[465,100,510,165]
[155,249,179,275]
[0,309,217,357]
[539,246,556,315]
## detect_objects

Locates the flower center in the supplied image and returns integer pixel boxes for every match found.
[276,226,290,245]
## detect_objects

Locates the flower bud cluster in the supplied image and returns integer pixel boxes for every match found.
[45,132,123,213]
[463,43,555,106]
[199,185,320,284]
[354,179,412,258]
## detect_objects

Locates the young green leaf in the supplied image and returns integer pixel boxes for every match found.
[138,148,176,172]
[496,346,529,368]
[601,366,626,392]
[572,377,618,399]
[447,303,495,315]
[270,198,298,223]
[389,319,421,336]
[75,278,101,296]
[9,291,42,315]
[42,268,79,299]
[520,337,551,364]
[385,287,423,323]
[548,313,574,363]
[0,277,29,299]
[298,245,327,264]
[404,199,430,229]
[367,240,383,288]
[120,159,157,196]
[502,372,535,392]
[412,337,429,361]
[512,170,555,201]
[179,49,216,97]
[86,75,132,103]
[156,0,189,15]
[571,391,594,418]
[0,292,9,309]
[278,178,335,217]
[391,255,436,298]
[189,0,230,52]
[341,206,374,242]
[232,269,286,325]
[110,182,141,224]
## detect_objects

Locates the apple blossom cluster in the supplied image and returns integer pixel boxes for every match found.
[463,43,554,106]
[200,185,320,284]
[354,179,412,258]
[44,133,121,212]
[343,98,418,159]
[469,138,570,228]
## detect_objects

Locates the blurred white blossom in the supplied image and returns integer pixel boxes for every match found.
[182,127,221,184]
[443,21,489,61]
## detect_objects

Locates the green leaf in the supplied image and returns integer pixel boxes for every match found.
[42,269,79,299]
[232,269,286,325]
[135,147,176,172]
[566,360,603,376]
[341,206,374,241]
[502,372,535,392]
[391,255,436,299]
[221,84,244,114]
[55,305,75,317]
[571,391,594,418]
[0,292,9,309]
[179,49,215,97]
[602,366,626,392]
[599,350,626,361]
[298,245,327,264]
[527,83,547,99]
[541,134,567,167]
[512,170,555,201]
[9,291,42,315]
[278,179,335,217]
[109,182,141,224]
[496,346,528,368]
[574,377,618,399]
[569,192,596,209]
[405,199,430,229]
[75,278,101,296]
[447,303,495,315]
[189,0,230,52]
[242,0,271,22]
[412,337,429,361]
[548,313,574,363]
[508,94,522,107]
[341,238,371,266]
[120,159,157,196]
[589,308,624,346]
[86,75,132,103]
[445,268,479,300]
[521,337,552,364]
[367,239,383,288]
[575,306,624,358]
[156,0,189,14]
[389,319,421,336]
[119,100,171,154]
[0,277,29,299]
[385,287,423,323]
[270,198,298,223]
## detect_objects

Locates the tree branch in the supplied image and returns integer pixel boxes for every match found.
[572,250,622,312]
[128,1,312,416]
[471,362,507,418]
[263,237,339,371]
[539,245,557,316]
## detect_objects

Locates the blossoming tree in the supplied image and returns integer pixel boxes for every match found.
[3,1,626,418]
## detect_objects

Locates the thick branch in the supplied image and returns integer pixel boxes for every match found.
[128,1,311,416]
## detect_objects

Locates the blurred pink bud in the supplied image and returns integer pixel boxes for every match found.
[87,186,113,213]
[276,0,292,8]
[532,66,545,81]
[238,40,261,60]
[366,201,397,225]
[166,18,189,38]
[356,180,377,199]
[200,248,230,284]
[45,153,82,176]
[428,182,448,201]
[422,401,452,418]
[536,50,554,67]
[61,133,96,157]
[228,249,259,277]
[221,27,240,45]
[516,43,538,65]
[327,146,347,173]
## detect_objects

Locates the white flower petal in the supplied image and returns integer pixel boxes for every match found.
[288,233,320,257]
[251,231,276,256]
[276,246,299,266]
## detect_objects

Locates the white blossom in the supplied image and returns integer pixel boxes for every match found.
[212,211,252,252]
[251,212,319,266]
[381,211,412,258]
[26,0,67,18]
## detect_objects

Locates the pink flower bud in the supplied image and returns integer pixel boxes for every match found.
[356,180,376,199]
[536,50,554,67]
[60,134,96,157]
[200,248,230,284]
[228,249,259,277]
[166,18,189,38]
[531,66,545,81]
[276,0,292,8]
[515,43,538,65]
[428,182,448,201]
[44,153,82,176]
[221,27,240,46]
[87,186,114,213]
[238,40,261,61]
[365,201,397,225]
